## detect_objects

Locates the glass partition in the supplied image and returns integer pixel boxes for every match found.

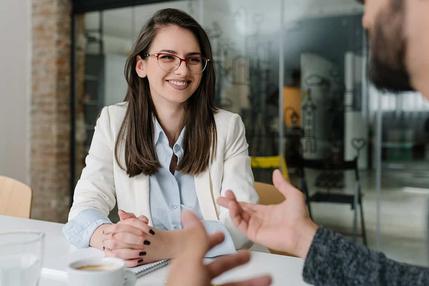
[371,87,429,265]
[198,0,282,182]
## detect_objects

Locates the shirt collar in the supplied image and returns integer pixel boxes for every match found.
[153,117,164,145]
[175,127,186,150]
[173,127,186,159]
[153,117,186,153]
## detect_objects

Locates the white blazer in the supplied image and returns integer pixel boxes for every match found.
[69,102,258,248]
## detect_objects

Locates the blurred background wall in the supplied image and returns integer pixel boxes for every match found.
[0,0,31,185]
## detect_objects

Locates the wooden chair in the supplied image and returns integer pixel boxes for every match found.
[0,176,32,218]
[254,181,293,256]
[254,182,285,205]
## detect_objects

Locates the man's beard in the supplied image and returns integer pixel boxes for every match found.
[368,0,414,93]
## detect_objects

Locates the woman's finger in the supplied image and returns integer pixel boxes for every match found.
[124,258,145,268]
[113,231,150,246]
[103,235,147,251]
[119,218,151,234]
[118,209,137,220]
[138,215,149,224]
[104,248,147,260]
[106,222,146,237]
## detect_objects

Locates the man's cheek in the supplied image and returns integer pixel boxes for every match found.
[404,0,429,76]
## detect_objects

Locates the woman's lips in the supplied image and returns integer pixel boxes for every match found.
[167,79,190,90]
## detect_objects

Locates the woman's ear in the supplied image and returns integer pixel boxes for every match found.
[135,55,147,78]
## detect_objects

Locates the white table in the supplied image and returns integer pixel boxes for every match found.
[0,215,310,285]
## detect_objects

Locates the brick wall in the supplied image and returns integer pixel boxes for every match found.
[31,0,71,222]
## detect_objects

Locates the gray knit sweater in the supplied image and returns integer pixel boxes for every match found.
[302,227,429,285]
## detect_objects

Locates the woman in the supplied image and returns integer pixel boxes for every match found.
[63,8,257,267]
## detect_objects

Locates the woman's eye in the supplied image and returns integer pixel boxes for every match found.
[188,57,202,65]
[159,54,175,61]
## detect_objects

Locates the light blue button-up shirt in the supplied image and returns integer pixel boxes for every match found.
[63,118,235,257]
[150,119,201,231]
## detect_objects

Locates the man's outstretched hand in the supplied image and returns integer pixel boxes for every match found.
[217,169,318,258]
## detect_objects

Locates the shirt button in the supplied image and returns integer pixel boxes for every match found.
[173,145,180,153]
[172,205,179,210]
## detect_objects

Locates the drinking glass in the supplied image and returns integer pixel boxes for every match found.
[0,232,45,286]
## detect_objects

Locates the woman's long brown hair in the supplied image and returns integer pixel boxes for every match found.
[115,8,217,177]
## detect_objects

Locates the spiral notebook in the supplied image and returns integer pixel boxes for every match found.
[128,259,169,278]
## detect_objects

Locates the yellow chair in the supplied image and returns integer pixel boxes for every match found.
[251,155,289,181]
[254,181,293,256]
[0,176,32,218]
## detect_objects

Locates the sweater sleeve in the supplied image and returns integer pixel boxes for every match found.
[303,227,429,286]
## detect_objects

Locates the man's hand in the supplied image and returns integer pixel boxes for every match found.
[166,211,272,286]
[217,169,318,258]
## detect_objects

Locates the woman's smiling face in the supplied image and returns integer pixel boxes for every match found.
[135,24,203,107]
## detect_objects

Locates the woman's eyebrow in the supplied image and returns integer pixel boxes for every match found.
[158,49,202,56]
[158,49,177,54]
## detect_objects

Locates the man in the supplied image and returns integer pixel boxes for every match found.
[218,1,429,285]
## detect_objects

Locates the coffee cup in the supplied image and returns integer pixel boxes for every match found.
[67,257,136,286]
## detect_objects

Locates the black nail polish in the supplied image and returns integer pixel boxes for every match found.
[139,251,146,256]
[138,259,143,263]
[144,240,151,245]
[102,246,105,251]
[149,229,155,235]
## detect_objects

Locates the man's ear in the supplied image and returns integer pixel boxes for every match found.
[135,55,147,78]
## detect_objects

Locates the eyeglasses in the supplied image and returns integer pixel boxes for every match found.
[144,52,210,74]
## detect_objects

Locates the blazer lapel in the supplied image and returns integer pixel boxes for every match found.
[131,174,152,225]
[194,168,219,220]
